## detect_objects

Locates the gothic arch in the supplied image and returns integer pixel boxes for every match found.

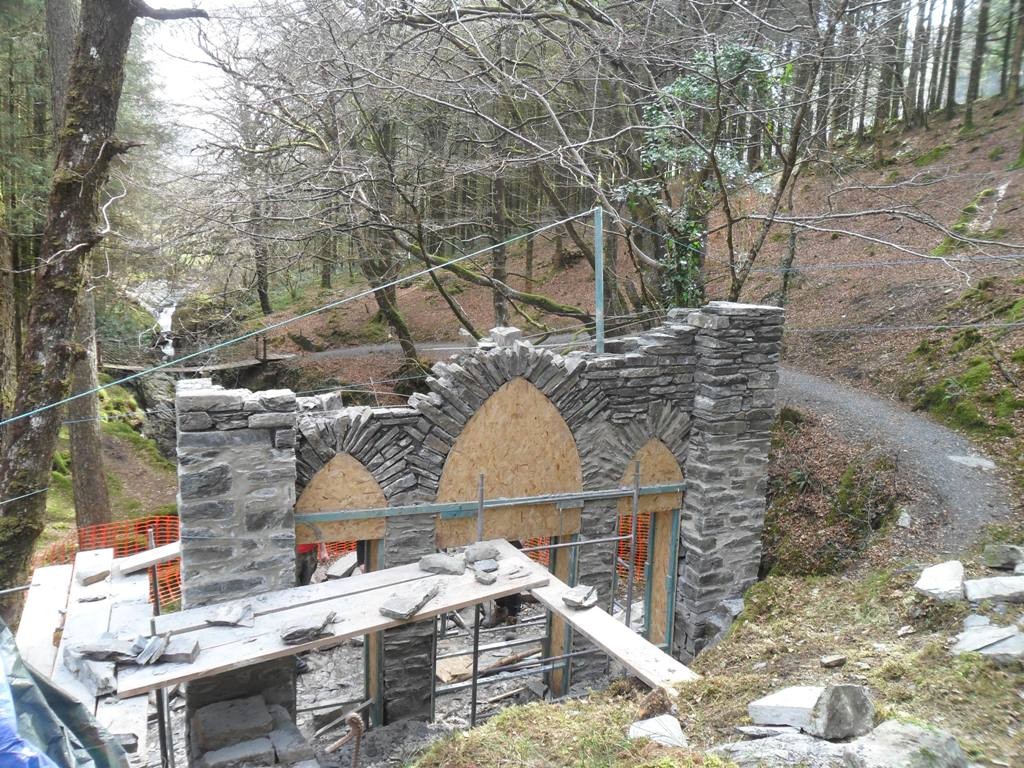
[294,453,387,545]
[436,377,584,547]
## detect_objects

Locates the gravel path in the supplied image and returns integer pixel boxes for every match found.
[779,366,1016,556]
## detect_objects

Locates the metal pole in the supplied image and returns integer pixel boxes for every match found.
[148,529,174,768]
[624,461,640,630]
[470,603,482,727]
[594,206,605,354]
[476,473,485,542]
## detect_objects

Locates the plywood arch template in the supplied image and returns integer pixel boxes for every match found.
[295,453,387,544]
[437,377,584,548]
[618,438,684,650]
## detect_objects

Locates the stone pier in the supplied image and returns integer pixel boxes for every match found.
[175,379,299,756]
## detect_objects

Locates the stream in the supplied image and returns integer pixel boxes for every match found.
[129,280,191,358]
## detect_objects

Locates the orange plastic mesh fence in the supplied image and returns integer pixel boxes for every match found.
[33,515,651,607]
[34,515,183,605]
[617,513,651,583]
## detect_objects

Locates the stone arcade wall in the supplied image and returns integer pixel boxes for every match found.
[173,301,783,729]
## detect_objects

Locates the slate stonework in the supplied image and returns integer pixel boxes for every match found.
[174,302,782,728]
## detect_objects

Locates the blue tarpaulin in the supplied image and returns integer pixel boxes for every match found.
[0,621,128,768]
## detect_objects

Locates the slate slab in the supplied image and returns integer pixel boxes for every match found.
[562,584,598,609]
[627,714,687,747]
[914,561,964,602]
[964,576,1024,603]
[380,582,441,620]
[419,553,465,575]
[843,720,967,768]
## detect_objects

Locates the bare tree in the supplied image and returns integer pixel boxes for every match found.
[0,0,207,597]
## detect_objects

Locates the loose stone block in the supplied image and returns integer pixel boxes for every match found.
[913,561,964,602]
[380,582,440,620]
[982,544,1024,571]
[964,576,1024,603]
[192,695,273,752]
[712,732,846,767]
[843,720,967,768]
[268,722,316,765]
[748,684,873,741]
[474,569,497,585]
[199,738,275,768]
[562,584,598,609]
[627,714,687,747]
[419,553,465,575]
[464,541,500,563]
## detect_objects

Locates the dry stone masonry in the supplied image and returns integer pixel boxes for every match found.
[175,380,301,758]
[174,301,784,732]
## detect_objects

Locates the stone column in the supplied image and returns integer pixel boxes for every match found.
[175,379,299,727]
[676,301,783,658]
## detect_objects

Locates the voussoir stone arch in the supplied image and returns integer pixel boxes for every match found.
[293,405,420,505]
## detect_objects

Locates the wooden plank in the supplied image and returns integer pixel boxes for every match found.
[51,549,116,706]
[117,541,549,697]
[647,510,675,647]
[16,564,73,676]
[530,574,699,692]
[546,536,573,697]
[111,541,181,576]
[154,559,433,635]
[97,571,152,764]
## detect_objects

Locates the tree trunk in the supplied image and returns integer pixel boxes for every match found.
[1001,0,1017,94]
[255,232,272,315]
[905,0,928,127]
[46,0,111,530]
[0,0,206,597]
[320,235,333,290]
[929,0,949,110]
[491,175,508,327]
[964,0,992,128]
[945,0,966,119]
[0,233,15,428]
[67,287,111,528]
[1009,0,1024,101]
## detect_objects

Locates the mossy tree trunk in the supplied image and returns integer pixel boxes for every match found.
[0,0,206,604]
[46,0,113,529]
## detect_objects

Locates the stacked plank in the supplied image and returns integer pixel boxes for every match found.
[16,548,156,764]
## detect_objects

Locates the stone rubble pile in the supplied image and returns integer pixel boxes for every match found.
[913,545,1024,664]
[627,683,968,768]
[191,695,318,768]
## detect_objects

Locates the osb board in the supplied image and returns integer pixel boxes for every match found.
[295,453,387,544]
[617,439,684,517]
[438,378,582,501]
[618,439,682,648]
[437,506,581,549]
[647,511,674,647]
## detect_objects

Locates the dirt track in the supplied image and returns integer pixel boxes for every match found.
[779,366,1016,555]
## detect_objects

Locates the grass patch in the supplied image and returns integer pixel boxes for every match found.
[913,143,952,167]
[763,410,905,576]
[683,570,1024,761]
[414,693,729,768]
[101,420,175,472]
